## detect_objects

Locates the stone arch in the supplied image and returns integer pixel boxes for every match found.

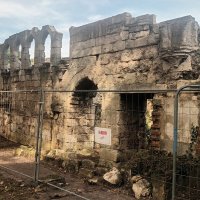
[39,25,63,66]
[39,26,54,65]
[70,77,101,151]
[75,77,97,89]
[73,77,98,109]
[40,25,55,45]
[29,27,40,67]
[14,37,23,69]
[0,25,62,69]
[26,34,36,67]
[8,34,23,70]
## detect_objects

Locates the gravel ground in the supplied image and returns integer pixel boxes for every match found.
[0,136,134,200]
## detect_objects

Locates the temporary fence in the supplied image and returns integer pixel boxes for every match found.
[172,85,200,200]
[0,89,90,200]
[0,87,200,199]
[39,88,176,200]
[0,90,40,179]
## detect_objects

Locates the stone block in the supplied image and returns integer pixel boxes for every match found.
[76,141,94,150]
[126,34,158,49]
[121,51,132,62]
[112,40,125,52]
[82,159,96,169]
[95,34,120,46]
[76,149,98,161]
[62,159,81,173]
[159,15,199,54]
[103,167,122,185]
[70,13,131,44]
[120,31,129,40]
[99,148,120,162]
[131,14,156,25]
[111,12,132,24]
[90,46,102,55]
[77,134,89,142]
[94,167,108,176]
[132,176,151,199]
[82,39,96,49]
[79,56,96,67]
[101,44,113,53]
[129,30,150,40]
[129,24,150,33]
[95,36,105,46]
[79,168,94,179]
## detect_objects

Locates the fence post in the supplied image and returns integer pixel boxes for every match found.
[172,89,179,200]
[172,85,200,200]
[34,89,44,184]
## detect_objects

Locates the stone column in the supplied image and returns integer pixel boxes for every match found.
[34,41,45,67]
[21,45,31,69]
[51,32,63,65]
[10,45,20,71]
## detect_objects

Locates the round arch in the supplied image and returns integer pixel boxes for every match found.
[73,77,98,100]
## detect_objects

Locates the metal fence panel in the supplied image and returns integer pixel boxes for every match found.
[172,85,200,200]
[40,90,175,199]
[2,87,200,199]
[0,90,41,180]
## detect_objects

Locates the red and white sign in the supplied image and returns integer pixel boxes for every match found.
[95,127,111,145]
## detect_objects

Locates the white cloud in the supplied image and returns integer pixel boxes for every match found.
[0,2,40,18]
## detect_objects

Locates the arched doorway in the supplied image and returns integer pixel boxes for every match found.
[70,77,101,151]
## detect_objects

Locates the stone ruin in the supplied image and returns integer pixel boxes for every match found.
[0,12,200,198]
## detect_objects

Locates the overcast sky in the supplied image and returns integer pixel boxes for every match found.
[0,0,200,57]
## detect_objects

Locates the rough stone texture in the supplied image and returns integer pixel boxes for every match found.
[99,149,120,162]
[159,16,199,57]
[79,168,94,179]
[0,12,200,172]
[0,25,63,70]
[132,175,151,199]
[103,167,122,185]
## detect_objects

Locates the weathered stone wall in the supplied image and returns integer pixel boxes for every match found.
[0,25,68,151]
[0,13,200,169]
[66,12,200,156]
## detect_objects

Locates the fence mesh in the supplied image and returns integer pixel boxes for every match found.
[0,90,40,179]
[40,90,175,199]
[174,92,200,200]
[0,89,200,199]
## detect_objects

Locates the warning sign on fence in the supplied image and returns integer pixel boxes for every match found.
[94,127,111,145]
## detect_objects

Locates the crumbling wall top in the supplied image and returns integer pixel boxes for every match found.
[159,15,199,57]
[69,12,132,43]
[0,25,63,71]
[70,13,157,44]
[69,13,200,59]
